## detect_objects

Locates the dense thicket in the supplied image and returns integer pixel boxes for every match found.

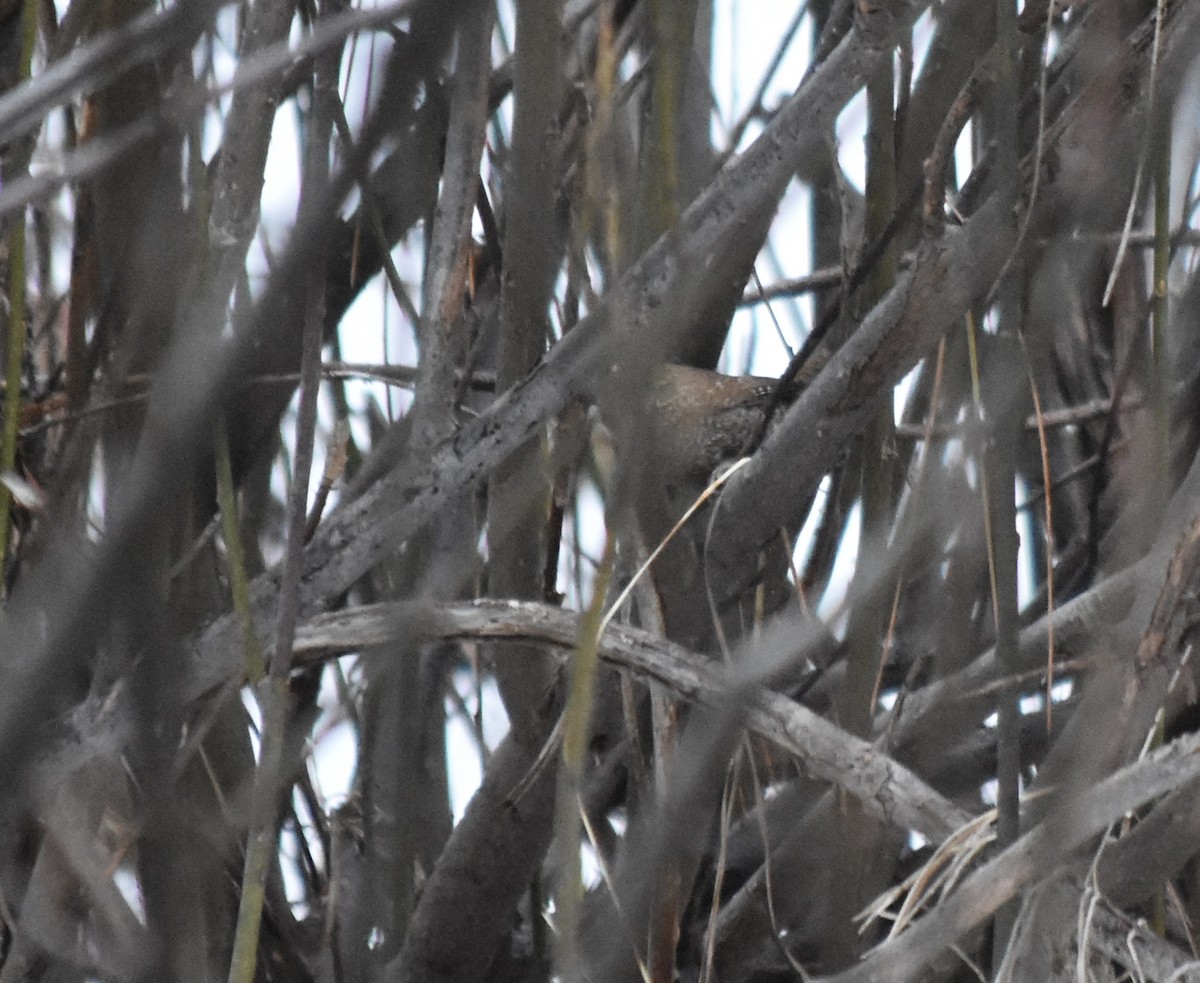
[1,1,1199,982]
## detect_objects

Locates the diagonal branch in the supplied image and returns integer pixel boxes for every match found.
[820,726,1200,983]
[186,0,934,698]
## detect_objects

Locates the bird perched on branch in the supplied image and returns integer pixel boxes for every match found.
[645,364,790,487]
[634,358,824,494]
[586,359,824,649]
[560,356,825,532]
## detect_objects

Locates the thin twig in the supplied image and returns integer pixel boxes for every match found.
[226,10,335,979]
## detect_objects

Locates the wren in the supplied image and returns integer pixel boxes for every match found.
[643,361,817,488]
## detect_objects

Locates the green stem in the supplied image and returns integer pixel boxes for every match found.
[553,531,616,977]
[1152,127,1171,498]
[227,12,334,980]
[1146,129,1171,941]
[215,416,265,682]
[0,0,39,590]
[226,675,289,983]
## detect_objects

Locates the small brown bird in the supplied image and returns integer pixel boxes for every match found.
[642,361,818,488]
[591,360,824,642]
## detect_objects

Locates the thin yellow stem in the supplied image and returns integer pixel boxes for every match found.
[0,0,38,591]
